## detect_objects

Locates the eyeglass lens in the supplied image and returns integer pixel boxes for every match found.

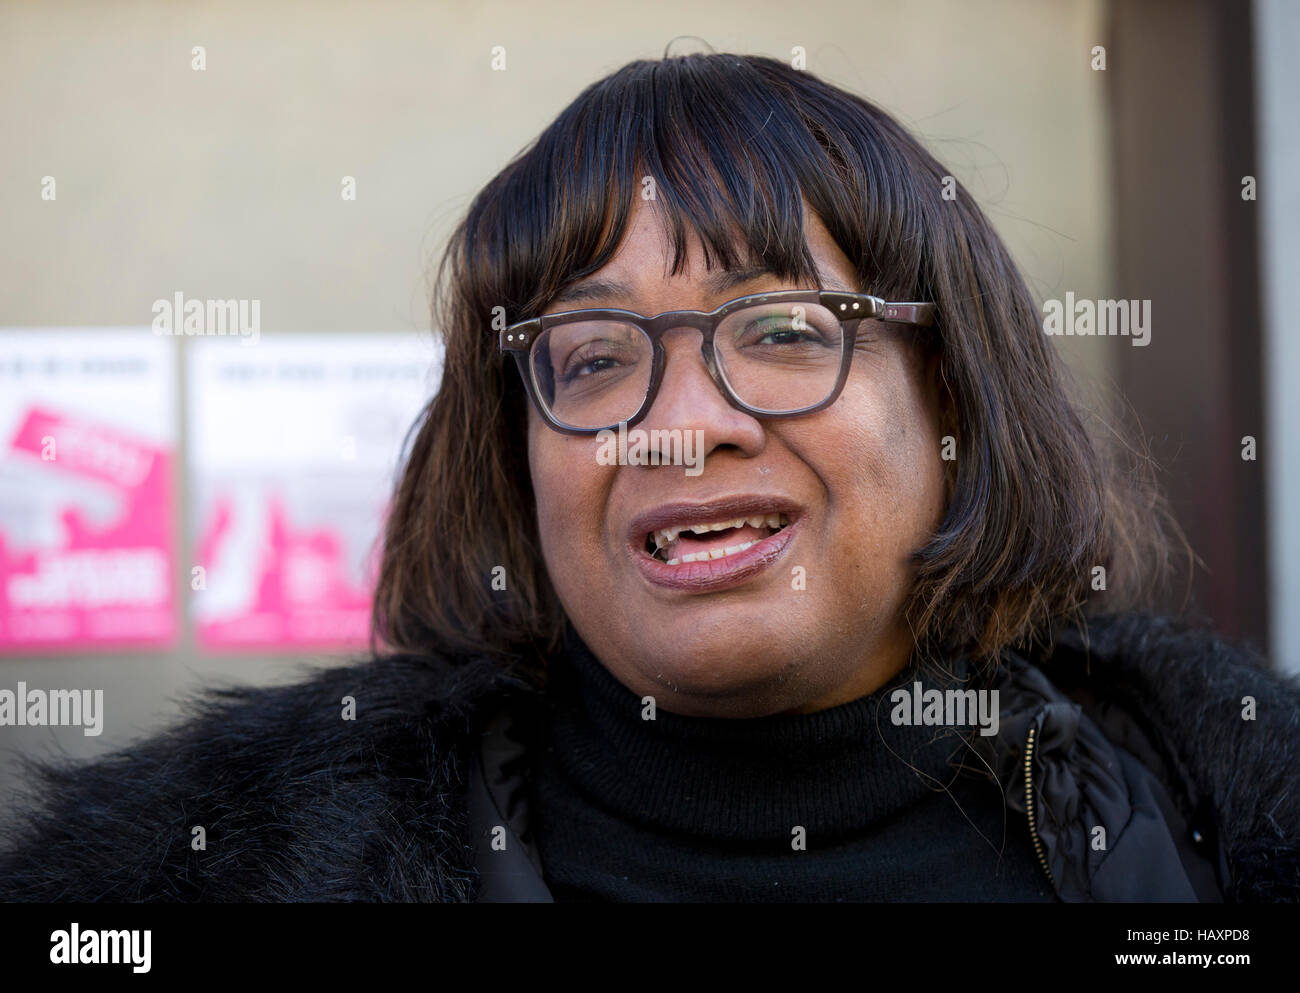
[529,300,850,429]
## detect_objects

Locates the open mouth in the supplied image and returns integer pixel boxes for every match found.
[644,513,791,566]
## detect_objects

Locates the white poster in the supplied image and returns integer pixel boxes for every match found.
[0,329,178,653]
[187,333,441,651]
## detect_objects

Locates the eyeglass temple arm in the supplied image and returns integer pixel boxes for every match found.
[499,323,540,353]
[879,302,936,326]
[819,292,936,327]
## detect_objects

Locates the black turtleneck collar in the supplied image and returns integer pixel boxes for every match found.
[538,624,979,844]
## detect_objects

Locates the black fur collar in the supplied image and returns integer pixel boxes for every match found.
[1,611,1296,902]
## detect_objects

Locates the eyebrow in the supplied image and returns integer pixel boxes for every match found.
[548,264,843,308]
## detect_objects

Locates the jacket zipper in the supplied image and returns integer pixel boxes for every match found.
[1023,724,1056,890]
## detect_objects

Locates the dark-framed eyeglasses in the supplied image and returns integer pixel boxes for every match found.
[498,289,937,435]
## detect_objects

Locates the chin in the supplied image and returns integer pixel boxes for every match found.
[632,627,814,703]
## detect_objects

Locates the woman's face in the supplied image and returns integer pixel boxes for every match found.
[526,199,947,717]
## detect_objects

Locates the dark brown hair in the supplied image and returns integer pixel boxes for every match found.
[371,52,1181,669]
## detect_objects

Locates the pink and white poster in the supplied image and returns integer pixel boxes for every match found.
[187,334,441,652]
[0,330,178,653]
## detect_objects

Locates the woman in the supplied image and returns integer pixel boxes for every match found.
[2,52,1297,903]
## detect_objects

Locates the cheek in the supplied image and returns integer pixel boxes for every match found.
[527,413,571,540]
[811,349,945,555]
[527,413,614,584]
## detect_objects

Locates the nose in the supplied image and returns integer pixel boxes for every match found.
[635,327,766,460]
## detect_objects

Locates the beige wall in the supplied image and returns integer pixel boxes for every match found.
[0,0,1115,793]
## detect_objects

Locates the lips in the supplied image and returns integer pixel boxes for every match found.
[627,497,803,593]
[647,513,790,564]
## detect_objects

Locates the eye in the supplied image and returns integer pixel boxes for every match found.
[753,322,809,345]
[562,343,624,381]
[738,313,829,348]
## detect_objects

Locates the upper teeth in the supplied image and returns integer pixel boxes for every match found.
[650,513,788,550]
